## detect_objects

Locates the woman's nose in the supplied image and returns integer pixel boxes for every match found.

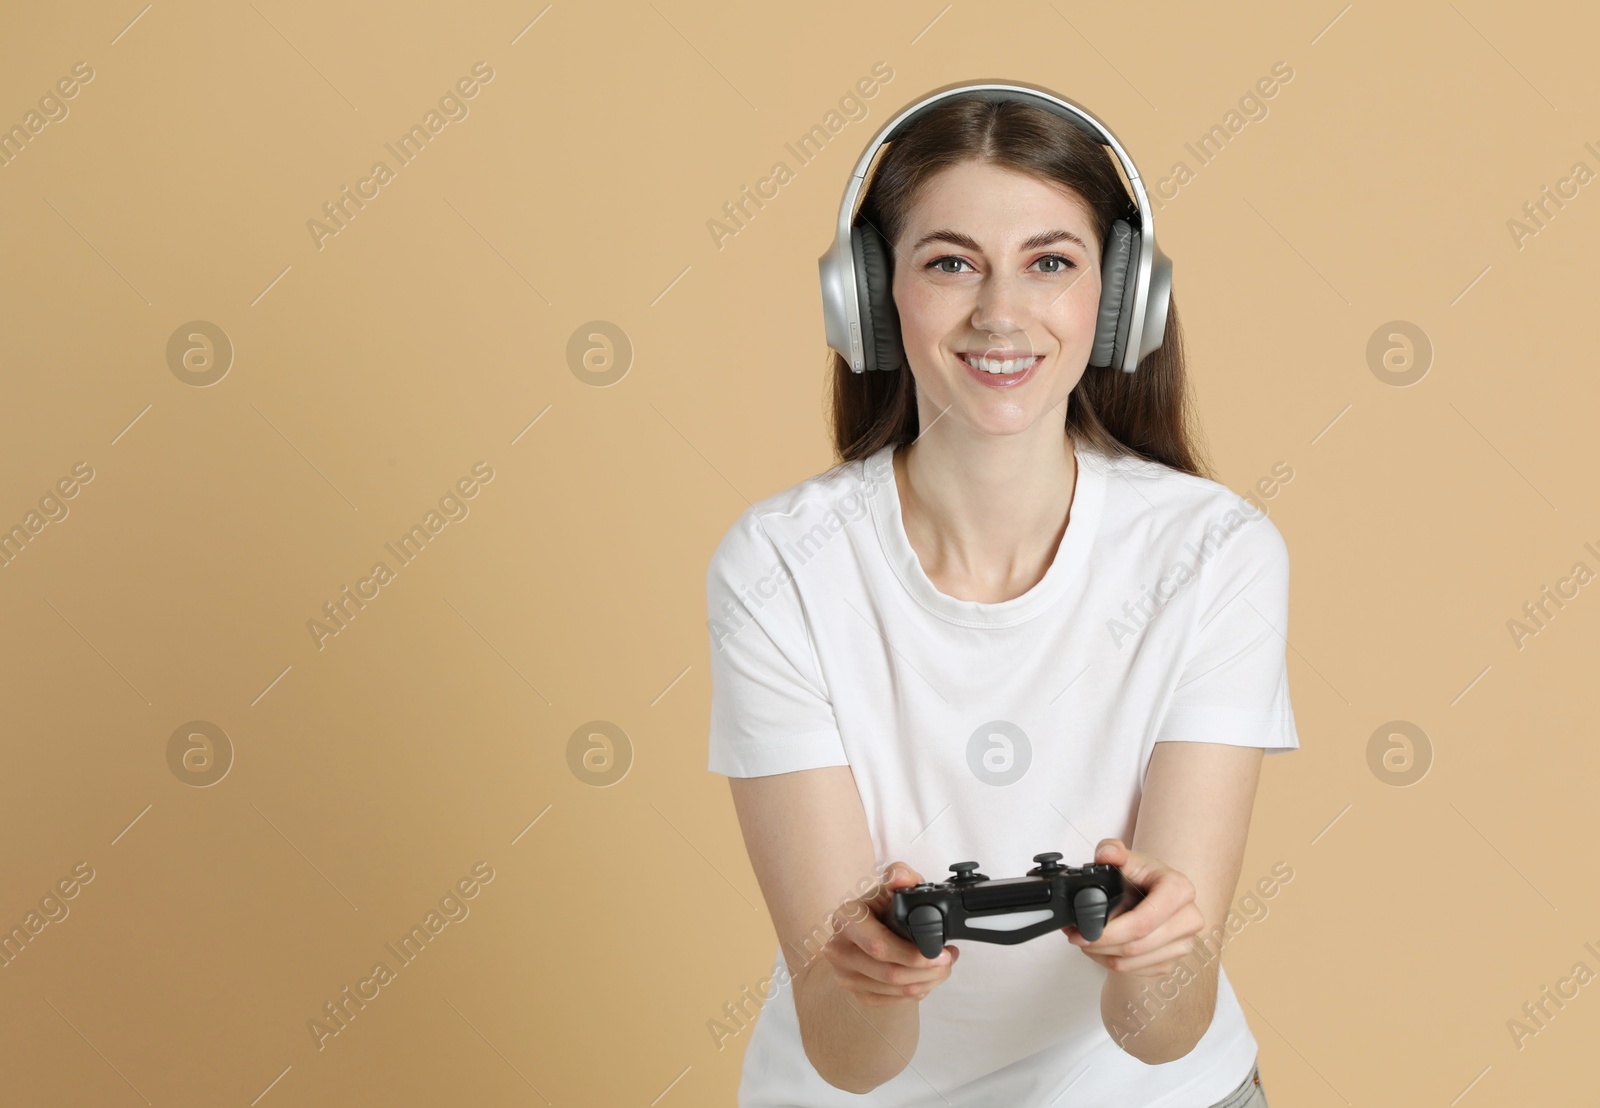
[970,272,1034,338]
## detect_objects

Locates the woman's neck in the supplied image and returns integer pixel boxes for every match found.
[894,430,1079,604]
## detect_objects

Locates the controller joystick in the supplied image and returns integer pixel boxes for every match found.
[885,853,1129,956]
[949,861,986,884]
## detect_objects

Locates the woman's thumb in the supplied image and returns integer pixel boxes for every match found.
[886,861,923,888]
[868,861,921,906]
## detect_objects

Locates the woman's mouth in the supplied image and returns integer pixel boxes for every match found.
[959,352,1042,388]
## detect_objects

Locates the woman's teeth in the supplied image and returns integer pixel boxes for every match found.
[961,353,1040,375]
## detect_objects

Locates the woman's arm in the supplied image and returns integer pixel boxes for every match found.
[1087,740,1265,1063]
[728,766,924,1093]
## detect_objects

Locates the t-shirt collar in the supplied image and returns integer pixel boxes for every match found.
[865,439,1106,628]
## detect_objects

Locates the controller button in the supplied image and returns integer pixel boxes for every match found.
[1073,886,1112,942]
[907,904,946,959]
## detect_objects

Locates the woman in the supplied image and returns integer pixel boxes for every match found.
[706,84,1296,1107]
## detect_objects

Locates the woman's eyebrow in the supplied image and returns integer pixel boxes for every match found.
[910,228,1091,254]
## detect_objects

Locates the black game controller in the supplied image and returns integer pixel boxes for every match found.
[884,853,1131,958]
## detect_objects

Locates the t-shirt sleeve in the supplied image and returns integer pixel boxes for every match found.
[1155,504,1300,754]
[705,511,850,778]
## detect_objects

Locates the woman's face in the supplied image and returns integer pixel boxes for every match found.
[890,159,1103,440]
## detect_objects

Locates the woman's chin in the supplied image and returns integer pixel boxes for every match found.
[941,402,1056,440]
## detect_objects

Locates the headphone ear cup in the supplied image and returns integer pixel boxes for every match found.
[1090,218,1136,370]
[1139,240,1173,358]
[852,220,905,372]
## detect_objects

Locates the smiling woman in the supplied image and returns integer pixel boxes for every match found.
[894,162,1105,416]
[824,87,1198,474]
[707,81,1297,1108]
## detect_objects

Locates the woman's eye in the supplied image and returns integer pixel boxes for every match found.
[923,254,1078,275]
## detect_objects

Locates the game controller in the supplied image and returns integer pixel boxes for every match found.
[884,853,1131,958]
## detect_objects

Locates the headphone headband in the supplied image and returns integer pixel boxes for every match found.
[818,79,1171,375]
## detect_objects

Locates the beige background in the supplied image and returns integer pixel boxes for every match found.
[1,0,1596,1103]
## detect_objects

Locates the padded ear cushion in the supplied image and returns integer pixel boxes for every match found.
[852,221,905,372]
[1091,219,1135,369]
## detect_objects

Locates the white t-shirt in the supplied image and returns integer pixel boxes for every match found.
[705,438,1299,1107]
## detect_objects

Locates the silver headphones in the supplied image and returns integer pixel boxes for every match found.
[817,78,1172,375]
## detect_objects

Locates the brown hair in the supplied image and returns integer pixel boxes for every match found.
[823,94,1212,481]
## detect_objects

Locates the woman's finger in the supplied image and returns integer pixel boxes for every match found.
[825,928,947,979]
[1083,872,1195,950]
[826,936,955,988]
[1077,934,1200,975]
[1071,899,1203,959]
[841,909,948,970]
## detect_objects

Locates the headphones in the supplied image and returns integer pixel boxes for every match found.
[817,79,1172,375]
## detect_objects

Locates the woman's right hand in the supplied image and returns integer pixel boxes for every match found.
[819,861,960,1008]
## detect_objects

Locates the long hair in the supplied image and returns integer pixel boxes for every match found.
[823,94,1212,481]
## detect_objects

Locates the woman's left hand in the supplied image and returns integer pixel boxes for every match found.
[1064,838,1205,979]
